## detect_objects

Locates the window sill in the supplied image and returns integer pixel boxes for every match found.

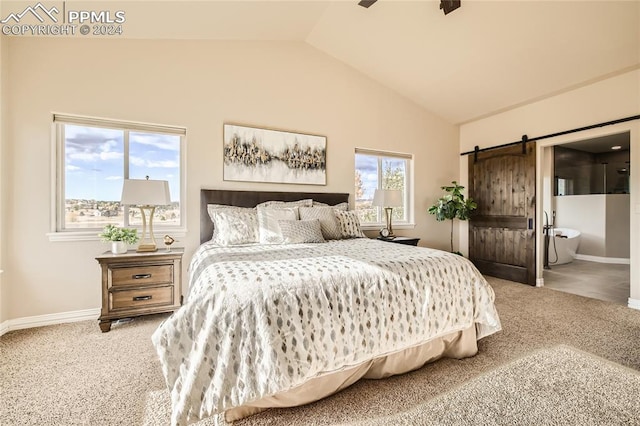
[47,228,188,242]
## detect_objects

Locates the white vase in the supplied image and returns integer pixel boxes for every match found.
[111,241,127,254]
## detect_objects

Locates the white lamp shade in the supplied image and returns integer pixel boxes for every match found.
[372,189,403,207]
[120,179,171,206]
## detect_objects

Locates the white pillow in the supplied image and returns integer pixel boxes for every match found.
[210,209,259,246]
[299,206,343,240]
[278,219,325,244]
[331,202,349,212]
[256,199,313,208]
[311,201,349,211]
[335,210,367,239]
[257,206,299,244]
[207,204,257,241]
[207,204,254,222]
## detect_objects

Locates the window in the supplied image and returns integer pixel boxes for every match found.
[52,114,185,237]
[556,178,574,196]
[354,149,413,227]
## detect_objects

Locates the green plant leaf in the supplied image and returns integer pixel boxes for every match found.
[427,181,478,252]
[98,224,139,245]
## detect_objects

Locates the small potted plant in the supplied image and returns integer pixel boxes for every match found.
[99,224,139,254]
[428,181,477,255]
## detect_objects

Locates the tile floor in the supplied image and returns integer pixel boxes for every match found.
[543,259,630,305]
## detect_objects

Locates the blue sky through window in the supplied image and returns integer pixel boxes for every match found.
[355,154,406,199]
[65,125,180,202]
[355,154,378,200]
[129,131,180,202]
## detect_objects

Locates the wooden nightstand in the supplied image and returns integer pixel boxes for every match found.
[95,248,184,332]
[377,236,420,246]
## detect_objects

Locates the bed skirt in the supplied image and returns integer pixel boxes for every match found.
[223,326,477,423]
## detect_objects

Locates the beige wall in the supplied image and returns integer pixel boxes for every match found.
[606,194,631,259]
[554,195,607,257]
[0,36,7,324]
[460,69,640,304]
[4,38,458,320]
[553,194,630,259]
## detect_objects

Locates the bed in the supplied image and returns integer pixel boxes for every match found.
[152,190,502,425]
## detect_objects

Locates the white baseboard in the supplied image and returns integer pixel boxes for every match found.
[574,254,630,265]
[628,298,640,311]
[0,308,99,337]
[536,278,544,287]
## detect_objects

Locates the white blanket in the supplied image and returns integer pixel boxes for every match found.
[152,239,501,425]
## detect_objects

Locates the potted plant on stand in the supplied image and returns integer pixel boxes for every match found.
[99,224,139,254]
[428,181,477,255]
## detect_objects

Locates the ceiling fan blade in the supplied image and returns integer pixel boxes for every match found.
[440,0,461,15]
[358,0,378,8]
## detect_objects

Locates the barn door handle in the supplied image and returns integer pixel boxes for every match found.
[528,218,533,230]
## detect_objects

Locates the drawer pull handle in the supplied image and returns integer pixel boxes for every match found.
[133,274,152,279]
[133,295,152,301]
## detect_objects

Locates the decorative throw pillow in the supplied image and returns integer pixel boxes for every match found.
[256,199,313,208]
[299,206,343,240]
[311,201,349,211]
[335,210,367,239]
[207,204,257,241]
[331,202,349,212]
[278,219,325,244]
[207,204,254,222]
[257,206,299,244]
[210,209,259,245]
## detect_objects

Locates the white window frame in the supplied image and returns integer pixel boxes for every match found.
[355,148,415,231]
[48,113,187,242]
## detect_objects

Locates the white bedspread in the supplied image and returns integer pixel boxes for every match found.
[152,239,501,425]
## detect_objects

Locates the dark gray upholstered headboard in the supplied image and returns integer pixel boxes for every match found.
[200,189,350,244]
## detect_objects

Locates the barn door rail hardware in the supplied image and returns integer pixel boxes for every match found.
[462,114,640,161]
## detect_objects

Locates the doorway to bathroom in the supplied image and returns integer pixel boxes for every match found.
[541,131,631,305]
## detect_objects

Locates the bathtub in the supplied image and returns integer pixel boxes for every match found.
[547,227,581,265]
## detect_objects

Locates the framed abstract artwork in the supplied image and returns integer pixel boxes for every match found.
[223,124,327,185]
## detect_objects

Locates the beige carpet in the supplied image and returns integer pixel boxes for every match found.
[2,277,640,426]
[351,345,640,425]
[142,345,640,426]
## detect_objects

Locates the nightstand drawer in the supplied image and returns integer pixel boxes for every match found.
[110,286,173,310]
[111,264,173,287]
[96,248,183,332]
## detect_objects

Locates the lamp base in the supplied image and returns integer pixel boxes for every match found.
[384,207,395,237]
[136,243,158,253]
[136,205,158,253]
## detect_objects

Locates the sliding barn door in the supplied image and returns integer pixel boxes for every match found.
[468,143,536,285]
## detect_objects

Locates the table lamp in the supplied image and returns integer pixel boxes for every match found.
[120,177,171,252]
[372,189,403,237]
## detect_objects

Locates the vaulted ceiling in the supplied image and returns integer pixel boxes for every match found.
[3,0,639,124]
[306,1,640,124]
